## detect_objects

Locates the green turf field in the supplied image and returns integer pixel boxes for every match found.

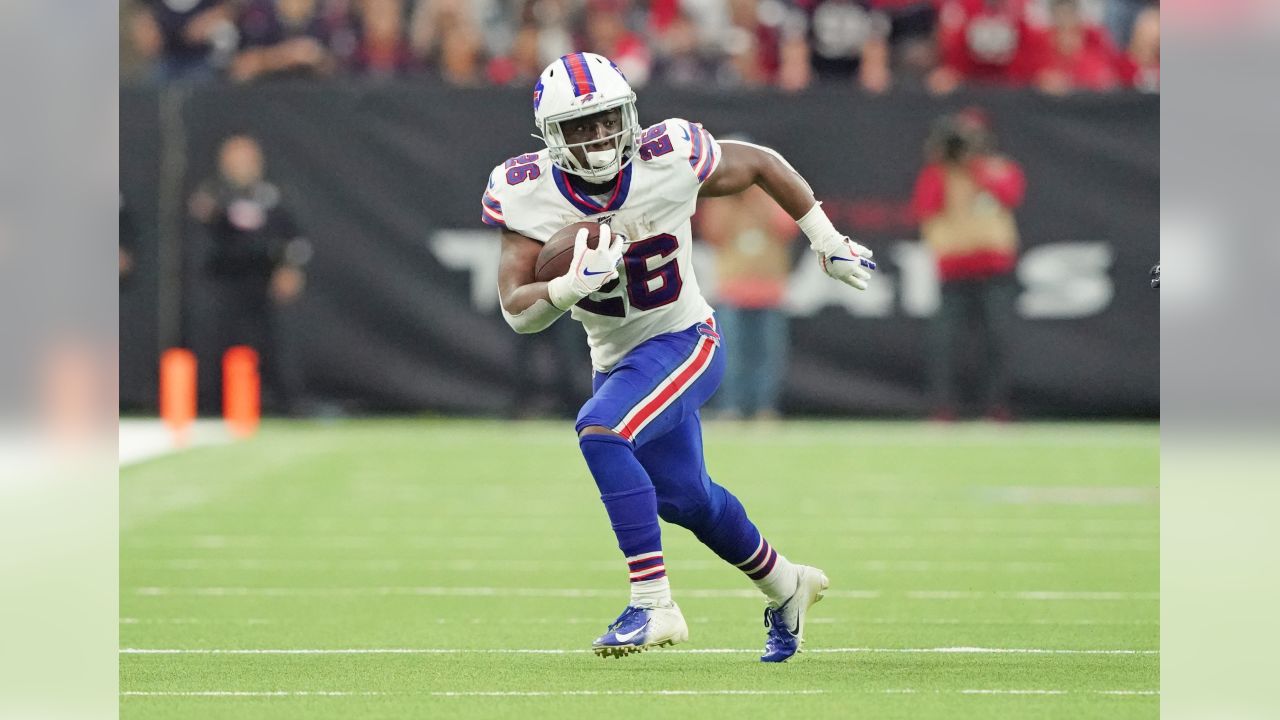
[120,419,1158,719]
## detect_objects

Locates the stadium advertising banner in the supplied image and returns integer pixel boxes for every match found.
[120,84,1158,418]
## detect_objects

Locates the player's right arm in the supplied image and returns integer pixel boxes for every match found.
[496,225,624,334]
[486,157,623,333]
[497,229,562,334]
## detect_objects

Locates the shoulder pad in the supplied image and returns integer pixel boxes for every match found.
[637,118,720,184]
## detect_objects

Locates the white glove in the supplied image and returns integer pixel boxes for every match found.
[816,236,876,291]
[796,202,876,291]
[547,223,626,310]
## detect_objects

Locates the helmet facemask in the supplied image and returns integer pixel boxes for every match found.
[537,96,640,184]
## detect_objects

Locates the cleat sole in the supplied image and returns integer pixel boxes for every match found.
[592,638,679,659]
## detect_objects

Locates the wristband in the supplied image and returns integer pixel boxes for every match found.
[547,274,585,312]
[796,202,844,254]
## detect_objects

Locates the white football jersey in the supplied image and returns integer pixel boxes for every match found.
[483,118,721,371]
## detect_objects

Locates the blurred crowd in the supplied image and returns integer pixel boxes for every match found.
[123,0,1158,93]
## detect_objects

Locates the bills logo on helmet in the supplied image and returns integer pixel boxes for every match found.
[533,79,544,111]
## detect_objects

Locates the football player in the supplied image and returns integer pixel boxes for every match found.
[485,52,876,661]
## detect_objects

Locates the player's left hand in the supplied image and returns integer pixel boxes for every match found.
[817,238,876,291]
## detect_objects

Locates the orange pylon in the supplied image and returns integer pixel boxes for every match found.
[223,345,260,438]
[159,348,197,446]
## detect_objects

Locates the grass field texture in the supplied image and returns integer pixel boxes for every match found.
[121,419,1158,719]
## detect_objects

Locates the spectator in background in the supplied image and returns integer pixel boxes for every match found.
[651,11,720,87]
[1103,0,1149,49]
[699,181,801,421]
[929,0,1042,93]
[438,19,486,85]
[188,134,311,415]
[351,0,415,77]
[523,0,577,67]
[231,0,346,82]
[1034,0,1130,94]
[131,0,240,82]
[874,0,941,88]
[488,23,545,86]
[776,30,815,91]
[406,0,491,83]
[1126,2,1158,91]
[583,0,652,86]
[721,0,787,88]
[793,0,893,92]
[911,109,1025,421]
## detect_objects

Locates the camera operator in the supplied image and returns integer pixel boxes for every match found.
[911,108,1025,421]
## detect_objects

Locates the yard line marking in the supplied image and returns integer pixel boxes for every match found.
[128,586,880,599]
[432,690,827,697]
[120,647,1157,656]
[120,618,274,626]
[961,689,1067,695]
[118,615,1154,628]
[144,558,1070,573]
[906,591,1159,601]
[120,686,384,691]
[120,688,1157,698]
[120,689,827,698]
[129,585,1154,601]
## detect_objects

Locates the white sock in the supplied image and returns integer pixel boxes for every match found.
[755,556,800,607]
[630,576,673,608]
[737,537,801,607]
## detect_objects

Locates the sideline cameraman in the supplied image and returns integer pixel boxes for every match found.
[911,108,1025,421]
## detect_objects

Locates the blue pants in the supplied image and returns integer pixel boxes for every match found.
[576,317,760,554]
[715,306,789,416]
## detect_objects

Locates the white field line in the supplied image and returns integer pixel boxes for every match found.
[120,689,827,698]
[120,616,1157,627]
[129,515,1162,532]
[129,585,1156,601]
[120,688,1158,698]
[121,618,275,626]
[169,516,1154,530]
[123,525,1156,547]
[120,647,1157,656]
[119,419,229,467]
[144,558,1070,573]
[122,535,1157,552]
[127,586,875,599]
[906,591,1158,601]
[833,537,1157,551]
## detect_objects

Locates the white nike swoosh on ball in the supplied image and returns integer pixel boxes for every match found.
[614,624,647,643]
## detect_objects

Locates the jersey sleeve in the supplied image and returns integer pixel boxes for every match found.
[644,118,722,188]
[479,165,508,229]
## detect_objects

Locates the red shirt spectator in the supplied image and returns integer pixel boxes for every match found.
[1034,0,1132,93]
[351,0,415,77]
[930,0,1043,92]
[912,111,1026,281]
[584,0,652,86]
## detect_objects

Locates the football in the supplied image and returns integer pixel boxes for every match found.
[534,221,604,282]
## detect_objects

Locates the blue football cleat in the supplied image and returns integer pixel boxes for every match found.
[761,565,829,663]
[592,602,689,658]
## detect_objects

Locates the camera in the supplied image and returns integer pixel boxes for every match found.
[928,111,993,164]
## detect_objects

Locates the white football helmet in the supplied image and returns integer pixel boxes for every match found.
[533,52,640,183]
